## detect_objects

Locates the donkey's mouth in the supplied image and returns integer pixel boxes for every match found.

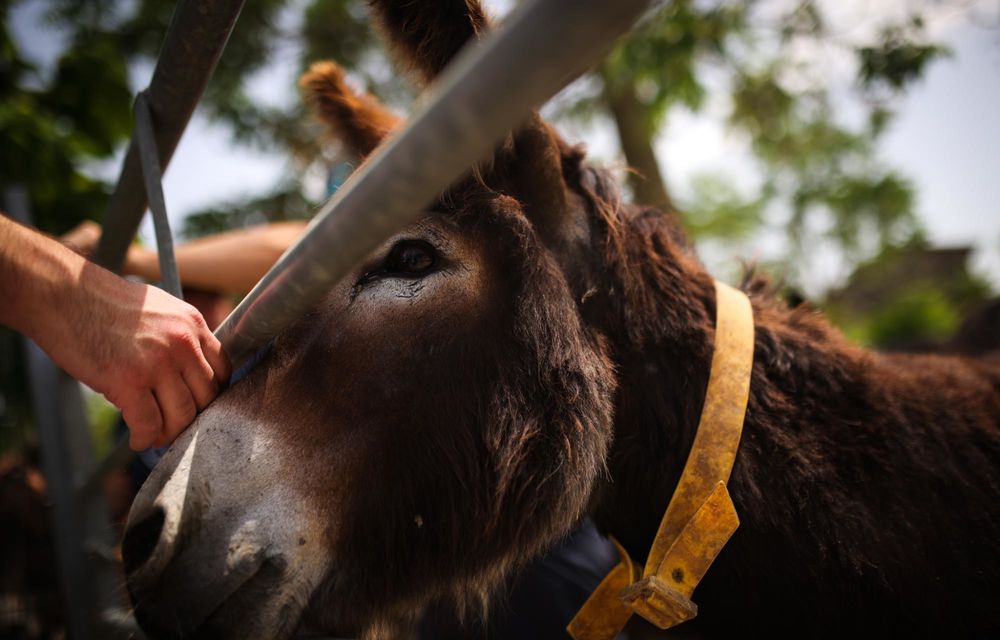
[132,554,298,640]
[196,557,298,639]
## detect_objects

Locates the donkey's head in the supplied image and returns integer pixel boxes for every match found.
[122,3,706,638]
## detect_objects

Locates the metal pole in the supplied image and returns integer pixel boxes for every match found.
[215,0,653,368]
[93,0,246,273]
[133,91,183,299]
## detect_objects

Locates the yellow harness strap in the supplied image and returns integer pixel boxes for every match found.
[567,280,755,639]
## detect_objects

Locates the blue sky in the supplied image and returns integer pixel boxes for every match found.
[10,0,1000,295]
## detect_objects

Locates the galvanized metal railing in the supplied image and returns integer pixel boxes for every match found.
[132,90,184,299]
[94,0,247,274]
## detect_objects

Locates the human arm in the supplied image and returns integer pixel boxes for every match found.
[0,214,232,450]
[61,220,307,294]
[123,221,307,294]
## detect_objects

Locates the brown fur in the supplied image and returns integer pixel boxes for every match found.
[299,61,400,157]
[368,0,490,85]
[122,2,1000,638]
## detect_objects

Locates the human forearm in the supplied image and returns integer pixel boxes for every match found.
[0,214,86,339]
[124,221,307,293]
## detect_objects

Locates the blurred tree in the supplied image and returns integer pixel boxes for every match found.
[555,1,950,289]
[0,1,130,234]
[0,0,309,234]
[0,0,954,247]
[822,242,992,349]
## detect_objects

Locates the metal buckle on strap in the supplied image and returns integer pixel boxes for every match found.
[621,482,739,629]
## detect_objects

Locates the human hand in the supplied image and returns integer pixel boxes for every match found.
[40,263,232,450]
[3,216,231,450]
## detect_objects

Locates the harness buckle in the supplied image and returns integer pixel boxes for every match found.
[623,482,739,630]
[620,576,697,629]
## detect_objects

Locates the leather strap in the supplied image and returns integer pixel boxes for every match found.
[567,280,755,639]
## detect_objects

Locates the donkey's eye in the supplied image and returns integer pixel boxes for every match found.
[383,240,437,276]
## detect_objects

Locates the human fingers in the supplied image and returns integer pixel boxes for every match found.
[182,344,220,411]
[199,330,232,386]
[118,388,164,451]
[152,373,198,448]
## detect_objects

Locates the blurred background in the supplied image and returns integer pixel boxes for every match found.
[1,0,998,635]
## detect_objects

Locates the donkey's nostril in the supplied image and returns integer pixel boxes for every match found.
[122,506,166,576]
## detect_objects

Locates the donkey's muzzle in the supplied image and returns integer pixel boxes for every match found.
[120,409,304,640]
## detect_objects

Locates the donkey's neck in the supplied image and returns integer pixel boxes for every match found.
[588,218,919,574]
[585,208,720,560]
[578,189,1000,635]
[585,205,869,563]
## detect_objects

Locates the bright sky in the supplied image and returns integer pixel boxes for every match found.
[10,0,1000,295]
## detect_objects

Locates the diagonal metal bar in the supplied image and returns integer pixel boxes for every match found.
[133,91,183,300]
[94,0,246,273]
[215,0,654,368]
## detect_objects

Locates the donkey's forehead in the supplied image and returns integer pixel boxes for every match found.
[360,211,468,262]
[381,191,531,253]
[402,213,460,245]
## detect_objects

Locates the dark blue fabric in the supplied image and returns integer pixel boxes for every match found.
[229,340,272,385]
[419,518,627,639]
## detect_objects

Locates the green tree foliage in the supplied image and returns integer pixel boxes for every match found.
[822,241,992,349]
[558,0,950,288]
[1,1,130,234]
[680,172,766,241]
[0,0,299,233]
[595,1,747,209]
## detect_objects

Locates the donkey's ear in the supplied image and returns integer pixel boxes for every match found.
[368,0,491,85]
[300,61,401,159]
[496,115,573,244]
[367,0,577,248]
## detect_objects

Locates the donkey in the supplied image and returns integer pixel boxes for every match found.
[121,2,1000,638]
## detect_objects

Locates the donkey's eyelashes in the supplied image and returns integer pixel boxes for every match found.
[356,239,440,288]
[384,240,437,275]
